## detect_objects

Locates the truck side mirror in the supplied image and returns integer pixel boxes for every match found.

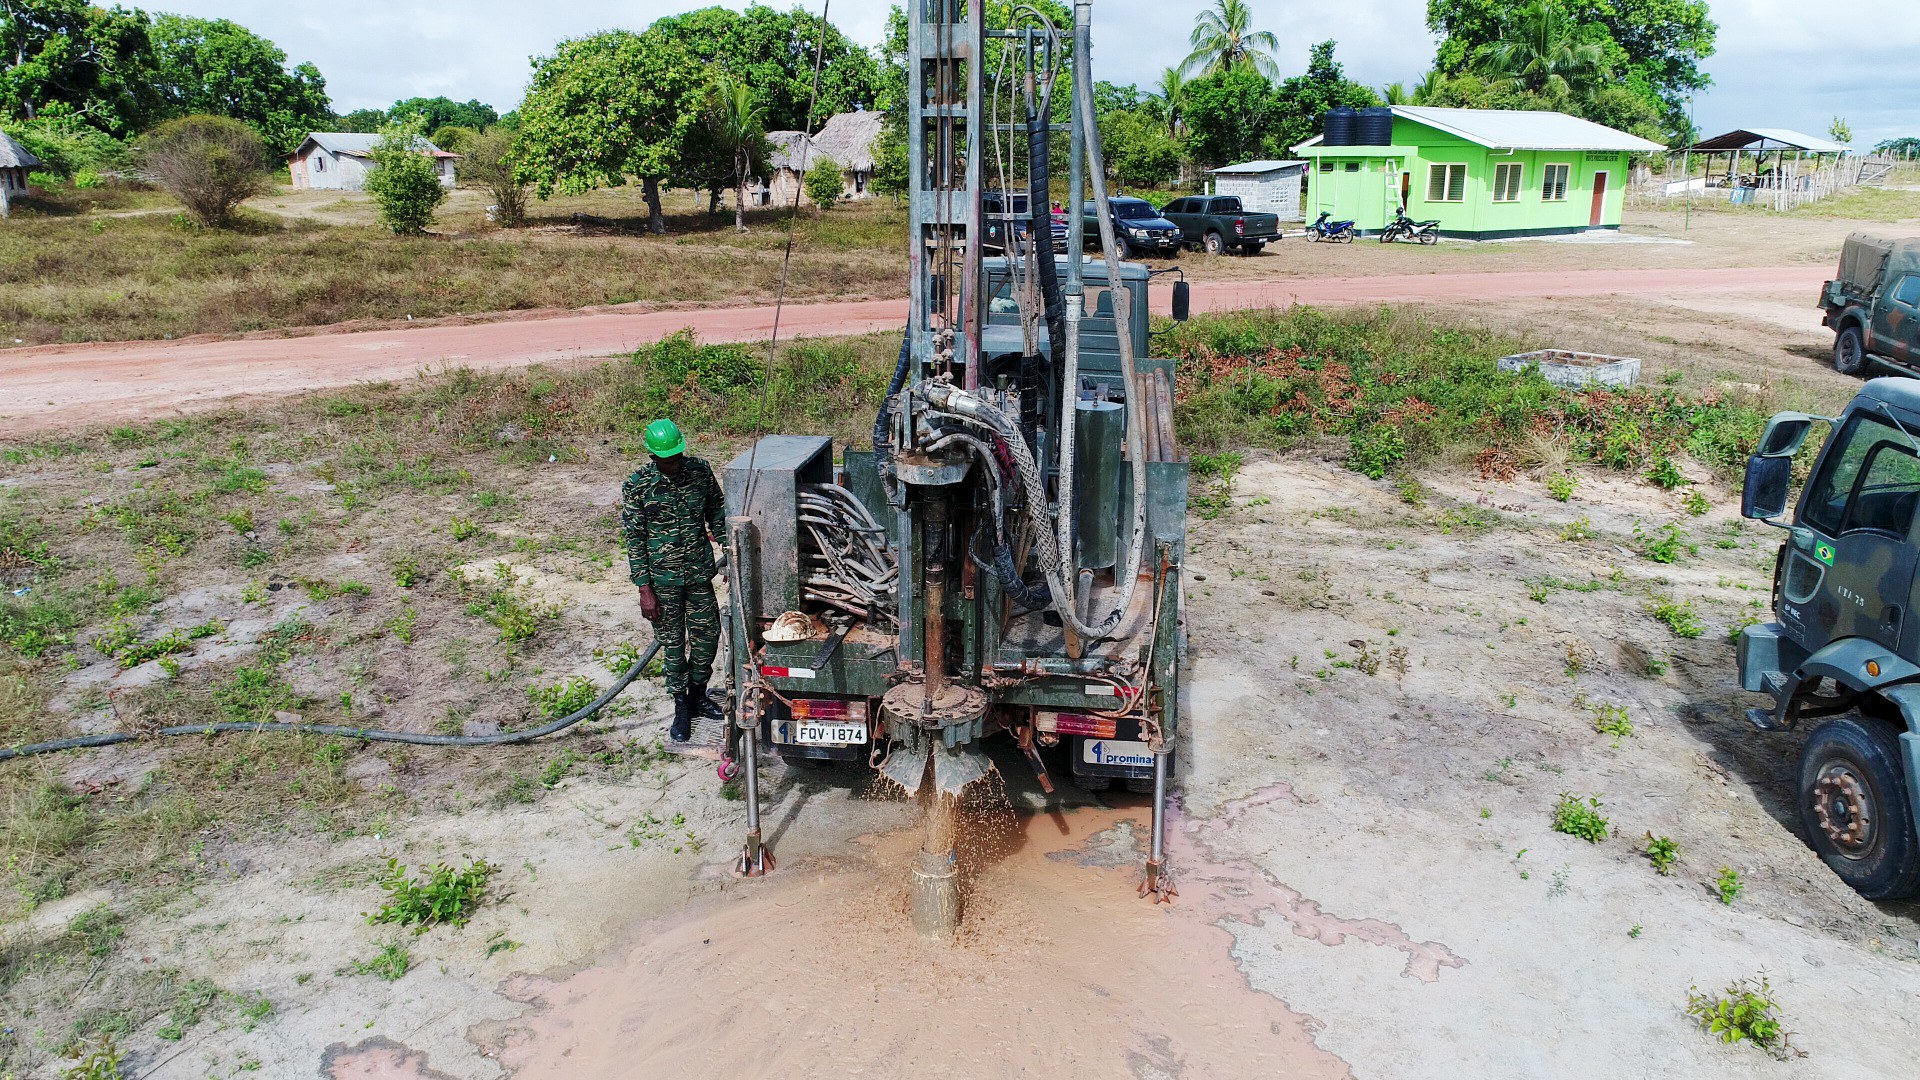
[1740,454,1793,521]
[1755,413,1816,458]
[1171,280,1190,322]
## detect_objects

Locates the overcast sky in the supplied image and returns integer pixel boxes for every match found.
[158,0,1918,147]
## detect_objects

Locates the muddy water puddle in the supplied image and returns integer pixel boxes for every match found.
[458,795,1354,1079]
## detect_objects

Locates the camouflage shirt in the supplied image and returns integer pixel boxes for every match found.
[621,456,726,589]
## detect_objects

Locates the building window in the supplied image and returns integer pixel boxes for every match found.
[315,155,325,173]
[1541,163,1570,201]
[1425,163,1466,203]
[1344,162,1360,173]
[1491,162,1523,202]
[1319,162,1334,173]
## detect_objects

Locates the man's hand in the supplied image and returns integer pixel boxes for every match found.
[638,585,659,621]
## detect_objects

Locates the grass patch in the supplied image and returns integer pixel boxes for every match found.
[1165,307,1777,482]
[350,942,411,981]
[0,193,906,345]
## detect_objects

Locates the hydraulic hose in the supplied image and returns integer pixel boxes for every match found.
[873,331,913,503]
[0,641,661,762]
[1027,98,1065,409]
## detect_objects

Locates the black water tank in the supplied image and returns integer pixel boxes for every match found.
[1358,107,1393,146]
[1322,108,1357,146]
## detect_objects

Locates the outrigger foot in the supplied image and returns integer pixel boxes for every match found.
[734,834,775,878]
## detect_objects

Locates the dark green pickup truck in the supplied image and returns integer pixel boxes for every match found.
[1159,194,1281,255]
[1823,232,1920,376]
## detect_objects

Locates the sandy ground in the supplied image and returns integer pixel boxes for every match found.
[12,451,1917,1079]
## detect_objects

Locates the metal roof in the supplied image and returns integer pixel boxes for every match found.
[1387,106,1663,152]
[1686,128,1848,154]
[296,132,456,159]
[1208,159,1307,174]
[0,130,42,170]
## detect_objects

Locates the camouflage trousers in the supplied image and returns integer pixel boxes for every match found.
[650,581,719,695]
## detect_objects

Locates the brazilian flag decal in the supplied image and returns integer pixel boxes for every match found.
[1815,541,1836,566]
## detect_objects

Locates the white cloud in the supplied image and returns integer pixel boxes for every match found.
[153,0,1917,145]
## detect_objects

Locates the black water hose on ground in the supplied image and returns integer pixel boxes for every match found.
[0,641,662,762]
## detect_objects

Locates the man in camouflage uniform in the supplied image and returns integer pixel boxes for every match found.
[621,418,728,742]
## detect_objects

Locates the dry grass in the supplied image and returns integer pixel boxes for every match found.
[0,186,906,345]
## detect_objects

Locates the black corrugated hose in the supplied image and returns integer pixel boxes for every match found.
[0,641,661,762]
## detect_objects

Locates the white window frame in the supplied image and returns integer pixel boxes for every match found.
[1541,162,1571,202]
[1425,162,1466,203]
[1491,162,1524,203]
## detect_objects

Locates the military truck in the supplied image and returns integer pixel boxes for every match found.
[1820,232,1920,376]
[1737,378,1920,899]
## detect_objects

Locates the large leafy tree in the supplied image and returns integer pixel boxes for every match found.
[388,96,498,132]
[149,14,329,154]
[0,0,159,134]
[515,28,702,233]
[1098,108,1179,190]
[1427,0,1713,135]
[1181,0,1281,80]
[1268,40,1379,157]
[650,5,881,134]
[1471,0,1610,102]
[1180,66,1273,168]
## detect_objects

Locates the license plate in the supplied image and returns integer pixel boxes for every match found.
[792,721,867,746]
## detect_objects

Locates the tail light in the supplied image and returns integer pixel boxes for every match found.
[789,698,868,720]
[1036,711,1117,738]
[1234,217,1245,236]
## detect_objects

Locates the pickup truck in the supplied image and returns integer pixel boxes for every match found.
[1082,197,1182,260]
[982,191,1067,255]
[1159,194,1281,255]
[1821,231,1920,376]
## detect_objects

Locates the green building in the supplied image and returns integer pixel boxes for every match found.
[1292,106,1662,239]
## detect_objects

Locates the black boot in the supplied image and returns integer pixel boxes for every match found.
[688,681,724,721]
[669,693,692,743]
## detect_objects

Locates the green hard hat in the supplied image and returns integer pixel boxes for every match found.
[643,418,686,458]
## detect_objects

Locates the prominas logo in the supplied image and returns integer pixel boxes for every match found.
[1084,739,1155,768]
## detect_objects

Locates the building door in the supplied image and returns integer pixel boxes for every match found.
[1589,171,1608,226]
[1400,171,1411,209]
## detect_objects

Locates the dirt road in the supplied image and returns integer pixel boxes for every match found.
[0,265,1825,434]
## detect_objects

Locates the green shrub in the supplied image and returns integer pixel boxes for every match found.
[1716,865,1744,904]
[367,857,492,930]
[1546,473,1577,501]
[138,114,271,227]
[1650,597,1704,638]
[1634,520,1695,563]
[1551,793,1610,842]
[1646,456,1687,490]
[1685,976,1792,1057]
[365,120,449,235]
[1592,703,1634,745]
[1645,833,1678,875]
[804,155,843,209]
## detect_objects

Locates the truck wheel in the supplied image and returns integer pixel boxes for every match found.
[1796,716,1920,900]
[1113,237,1133,261]
[1833,324,1869,377]
[1204,231,1225,255]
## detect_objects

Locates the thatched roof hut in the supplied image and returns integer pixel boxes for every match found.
[0,131,43,213]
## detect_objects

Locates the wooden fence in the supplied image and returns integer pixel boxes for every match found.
[1637,154,1902,210]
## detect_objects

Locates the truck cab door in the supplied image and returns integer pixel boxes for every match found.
[1783,411,1920,653]
[1870,274,1920,363]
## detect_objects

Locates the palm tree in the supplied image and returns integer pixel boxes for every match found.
[705,75,768,233]
[1411,69,1446,105]
[1154,67,1187,138]
[1180,0,1282,81]
[1473,0,1610,104]
[1381,82,1410,106]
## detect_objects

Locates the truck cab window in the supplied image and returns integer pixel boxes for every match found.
[1892,275,1920,307]
[1843,441,1920,535]
[1804,415,1917,535]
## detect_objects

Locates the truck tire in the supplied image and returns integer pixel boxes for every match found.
[1796,716,1920,900]
[1203,231,1225,255]
[1833,323,1869,377]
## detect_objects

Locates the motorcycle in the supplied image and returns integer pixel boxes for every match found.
[1305,211,1356,243]
[1379,208,1441,245]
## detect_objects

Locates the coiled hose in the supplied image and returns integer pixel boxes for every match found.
[0,641,662,762]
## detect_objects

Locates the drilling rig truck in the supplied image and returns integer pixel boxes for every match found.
[717,0,1191,936]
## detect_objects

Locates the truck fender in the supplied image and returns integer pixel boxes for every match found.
[1763,636,1920,729]
[1861,684,1920,856]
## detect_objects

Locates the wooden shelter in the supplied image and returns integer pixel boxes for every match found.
[1682,128,1847,193]
[0,131,42,217]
